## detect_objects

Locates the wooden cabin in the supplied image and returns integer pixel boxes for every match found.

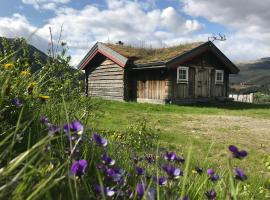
[78,41,239,104]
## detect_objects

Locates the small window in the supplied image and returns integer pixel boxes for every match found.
[177,66,189,83]
[215,70,224,84]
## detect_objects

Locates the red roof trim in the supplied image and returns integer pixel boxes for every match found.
[80,49,125,70]
[98,49,125,68]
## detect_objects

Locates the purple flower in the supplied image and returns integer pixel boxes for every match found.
[136,183,155,199]
[136,183,145,197]
[101,154,115,166]
[175,155,185,163]
[207,168,215,176]
[105,167,124,182]
[95,185,115,197]
[64,120,84,135]
[162,164,183,179]
[70,159,87,177]
[195,167,203,174]
[228,145,248,159]
[207,168,220,182]
[153,176,167,186]
[235,168,247,181]
[205,189,216,200]
[40,115,49,125]
[145,154,155,164]
[11,98,23,108]
[164,151,176,161]
[136,167,144,176]
[92,133,108,147]
[48,124,60,135]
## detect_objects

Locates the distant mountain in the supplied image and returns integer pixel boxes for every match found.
[0,37,48,72]
[230,57,270,93]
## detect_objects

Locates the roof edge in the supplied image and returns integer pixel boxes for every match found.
[77,42,129,70]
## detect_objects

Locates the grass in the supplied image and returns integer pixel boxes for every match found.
[90,98,270,185]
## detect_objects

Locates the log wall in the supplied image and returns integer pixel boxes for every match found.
[86,58,124,101]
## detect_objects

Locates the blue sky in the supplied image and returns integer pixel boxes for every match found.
[0,0,269,65]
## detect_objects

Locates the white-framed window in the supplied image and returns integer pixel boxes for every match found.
[215,70,224,84]
[177,66,189,83]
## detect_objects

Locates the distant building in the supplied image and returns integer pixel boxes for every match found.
[78,41,239,104]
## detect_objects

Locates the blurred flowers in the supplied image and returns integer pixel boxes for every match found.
[228,145,248,159]
[92,133,108,147]
[38,95,50,101]
[70,159,87,177]
[3,63,14,69]
[11,98,23,108]
[235,168,247,181]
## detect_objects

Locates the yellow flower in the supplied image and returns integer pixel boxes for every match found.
[38,95,50,101]
[3,63,14,69]
[20,70,31,76]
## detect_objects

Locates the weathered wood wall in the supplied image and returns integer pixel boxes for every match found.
[170,51,229,101]
[133,69,167,103]
[86,58,124,101]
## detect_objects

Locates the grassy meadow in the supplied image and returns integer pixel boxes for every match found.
[90,99,270,184]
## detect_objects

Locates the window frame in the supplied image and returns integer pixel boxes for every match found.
[215,70,224,84]
[177,66,189,83]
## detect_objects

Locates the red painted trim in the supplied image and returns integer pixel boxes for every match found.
[98,49,125,68]
[80,49,125,70]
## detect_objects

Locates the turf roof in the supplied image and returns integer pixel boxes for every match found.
[104,42,204,65]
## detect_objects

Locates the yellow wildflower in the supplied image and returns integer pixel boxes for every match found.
[38,95,50,101]
[20,70,31,76]
[3,63,14,69]
[27,82,37,94]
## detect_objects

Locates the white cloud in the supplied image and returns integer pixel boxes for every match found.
[0,13,49,52]
[22,0,70,10]
[181,0,270,61]
[43,1,203,65]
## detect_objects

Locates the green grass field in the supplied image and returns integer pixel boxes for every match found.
[91,99,270,184]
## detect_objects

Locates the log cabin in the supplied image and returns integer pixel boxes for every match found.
[78,41,239,104]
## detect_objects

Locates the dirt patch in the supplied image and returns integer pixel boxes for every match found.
[182,114,270,152]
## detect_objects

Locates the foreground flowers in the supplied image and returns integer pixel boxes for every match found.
[92,133,108,147]
[229,145,248,159]
[71,159,87,177]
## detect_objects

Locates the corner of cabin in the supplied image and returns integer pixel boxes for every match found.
[85,57,125,101]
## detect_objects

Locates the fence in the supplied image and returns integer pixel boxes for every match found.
[229,93,254,103]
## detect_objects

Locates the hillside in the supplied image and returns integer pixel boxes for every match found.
[231,57,270,85]
[0,37,48,72]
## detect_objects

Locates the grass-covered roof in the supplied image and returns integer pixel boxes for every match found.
[104,42,204,65]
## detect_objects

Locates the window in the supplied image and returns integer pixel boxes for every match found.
[177,66,189,83]
[215,70,224,84]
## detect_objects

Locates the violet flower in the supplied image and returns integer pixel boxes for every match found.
[70,159,87,177]
[135,167,144,176]
[228,145,248,159]
[205,189,216,200]
[162,164,183,179]
[207,168,220,182]
[101,154,115,166]
[105,167,124,182]
[64,120,84,135]
[40,115,49,125]
[153,176,167,186]
[11,98,23,108]
[195,167,203,174]
[92,133,108,147]
[136,183,155,199]
[95,185,115,197]
[48,124,60,135]
[164,151,176,161]
[175,155,185,163]
[235,168,247,181]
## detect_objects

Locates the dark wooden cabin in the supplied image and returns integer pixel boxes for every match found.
[78,41,239,104]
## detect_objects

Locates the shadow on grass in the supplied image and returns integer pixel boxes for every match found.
[181,101,270,110]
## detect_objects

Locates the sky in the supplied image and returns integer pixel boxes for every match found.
[0,0,269,66]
